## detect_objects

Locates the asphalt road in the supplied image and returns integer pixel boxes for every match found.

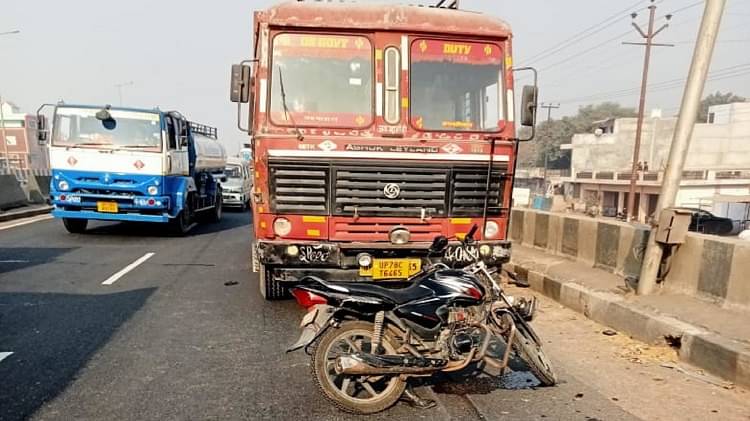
[1,212,747,420]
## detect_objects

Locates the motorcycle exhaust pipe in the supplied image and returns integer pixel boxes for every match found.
[334,356,439,376]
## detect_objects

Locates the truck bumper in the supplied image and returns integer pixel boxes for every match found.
[52,209,170,223]
[254,240,511,283]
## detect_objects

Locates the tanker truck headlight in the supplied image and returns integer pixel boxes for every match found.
[273,217,292,237]
[58,180,69,191]
[484,221,499,239]
[147,185,158,195]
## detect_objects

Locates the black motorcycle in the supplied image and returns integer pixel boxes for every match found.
[287,225,556,414]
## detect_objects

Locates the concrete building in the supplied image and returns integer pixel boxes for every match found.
[561,102,750,223]
[0,100,48,171]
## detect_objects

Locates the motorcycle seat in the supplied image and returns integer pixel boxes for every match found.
[310,277,433,305]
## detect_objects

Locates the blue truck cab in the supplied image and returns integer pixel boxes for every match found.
[42,104,227,234]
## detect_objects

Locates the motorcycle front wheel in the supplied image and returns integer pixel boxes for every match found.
[310,321,406,414]
[512,322,557,386]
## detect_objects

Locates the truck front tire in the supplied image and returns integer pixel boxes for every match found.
[63,218,88,234]
[259,264,285,300]
[170,208,192,236]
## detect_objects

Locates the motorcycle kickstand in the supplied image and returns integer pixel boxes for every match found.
[400,384,436,409]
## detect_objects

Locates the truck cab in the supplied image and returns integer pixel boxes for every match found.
[43,104,227,234]
[231,1,537,299]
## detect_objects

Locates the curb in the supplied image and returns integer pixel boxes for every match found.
[0,205,53,223]
[507,260,750,389]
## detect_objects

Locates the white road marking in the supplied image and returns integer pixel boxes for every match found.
[102,252,155,285]
[0,352,13,363]
[0,260,29,263]
[0,214,53,231]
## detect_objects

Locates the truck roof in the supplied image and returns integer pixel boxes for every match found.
[263,1,511,38]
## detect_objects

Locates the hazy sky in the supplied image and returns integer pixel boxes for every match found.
[1,1,748,154]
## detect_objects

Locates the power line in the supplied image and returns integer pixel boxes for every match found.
[520,0,649,66]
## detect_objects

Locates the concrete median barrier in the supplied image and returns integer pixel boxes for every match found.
[0,174,27,210]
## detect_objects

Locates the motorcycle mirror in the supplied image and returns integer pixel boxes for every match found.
[430,235,448,252]
[465,224,478,244]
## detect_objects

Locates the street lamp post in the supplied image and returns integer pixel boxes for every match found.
[115,81,134,106]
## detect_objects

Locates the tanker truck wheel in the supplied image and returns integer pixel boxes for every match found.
[259,264,285,300]
[170,205,192,236]
[208,188,223,223]
[63,218,88,234]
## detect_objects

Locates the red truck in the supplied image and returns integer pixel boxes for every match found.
[230,1,537,299]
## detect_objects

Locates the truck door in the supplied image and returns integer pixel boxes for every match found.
[165,115,189,176]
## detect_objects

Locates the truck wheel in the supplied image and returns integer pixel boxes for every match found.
[259,264,285,300]
[63,218,88,234]
[208,189,223,223]
[170,208,192,236]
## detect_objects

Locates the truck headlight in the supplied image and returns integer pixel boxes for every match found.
[484,221,499,239]
[357,253,373,267]
[147,185,158,195]
[479,244,492,257]
[58,180,69,191]
[389,226,410,245]
[273,217,292,237]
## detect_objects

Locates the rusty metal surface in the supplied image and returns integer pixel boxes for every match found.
[264,2,511,38]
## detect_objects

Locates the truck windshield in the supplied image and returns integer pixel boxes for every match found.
[52,107,162,152]
[411,39,504,132]
[270,33,373,128]
[225,165,242,179]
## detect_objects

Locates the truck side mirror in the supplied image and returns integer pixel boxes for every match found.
[230,64,251,103]
[37,115,49,144]
[520,85,538,128]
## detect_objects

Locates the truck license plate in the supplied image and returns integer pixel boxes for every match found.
[97,202,118,213]
[360,258,421,280]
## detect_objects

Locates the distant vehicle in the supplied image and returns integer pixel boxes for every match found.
[39,104,227,235]
[222,157,252,211]
[674,207,734,235]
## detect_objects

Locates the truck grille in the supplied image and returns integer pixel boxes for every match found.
[268,160,506,217]
[333,166,449,216]
[269,163,329,214]
[451,169,505,216]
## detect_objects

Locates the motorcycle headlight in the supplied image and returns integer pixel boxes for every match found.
[484,221,499,239]
[389,226,410,245]
[273,217,292,237]
[147,185,159,196]
[58,180,69,191]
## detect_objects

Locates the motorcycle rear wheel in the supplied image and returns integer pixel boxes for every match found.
[310,321,406,414]
[512,322,557,386]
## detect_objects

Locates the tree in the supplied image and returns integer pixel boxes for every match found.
[518,102,636,169]
[697,91,746,122]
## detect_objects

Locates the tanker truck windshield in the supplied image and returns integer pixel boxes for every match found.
[410,39,504,132]
[52,107,162,152]
[270,33,373,128]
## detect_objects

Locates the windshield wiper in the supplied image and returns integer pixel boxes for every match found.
[69,142,114,148]
[120,144,158,149]
[277,66,304,142]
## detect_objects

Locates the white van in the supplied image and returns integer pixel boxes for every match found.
[222,157,252,210]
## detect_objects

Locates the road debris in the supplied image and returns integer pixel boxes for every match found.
[602,329,617,336]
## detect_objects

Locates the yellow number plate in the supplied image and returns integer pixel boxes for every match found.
[97,202,118,213]
[360,258,421,280]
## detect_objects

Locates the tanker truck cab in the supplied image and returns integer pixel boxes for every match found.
[43,104,227,235]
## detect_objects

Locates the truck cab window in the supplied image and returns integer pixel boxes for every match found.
[166,117,177,149]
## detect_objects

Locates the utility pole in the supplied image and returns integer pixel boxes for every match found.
[624,0,673,221]
[638,0,727,295]
[114,81,134,106]
[539,103,560,187]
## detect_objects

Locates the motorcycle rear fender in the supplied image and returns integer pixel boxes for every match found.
[286,304,334,353]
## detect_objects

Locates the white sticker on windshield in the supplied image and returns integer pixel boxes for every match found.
[349,78,362,86]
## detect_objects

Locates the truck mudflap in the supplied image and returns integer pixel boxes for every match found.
[287,304,334,353]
